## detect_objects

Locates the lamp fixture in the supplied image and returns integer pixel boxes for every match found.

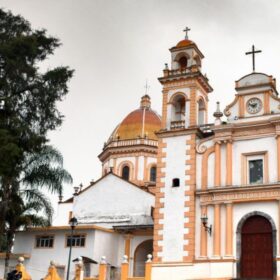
[201,214,212,236]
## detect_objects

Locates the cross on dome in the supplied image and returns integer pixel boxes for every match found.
[245,45,262,72]
[183,26,191,40]
[144,79,150,95]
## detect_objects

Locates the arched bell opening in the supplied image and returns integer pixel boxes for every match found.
[198,98,206,125]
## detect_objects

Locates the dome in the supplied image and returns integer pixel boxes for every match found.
[175,39,194,48]
[110,95,161,141]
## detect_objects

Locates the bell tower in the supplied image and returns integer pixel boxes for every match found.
[153,29,213,267]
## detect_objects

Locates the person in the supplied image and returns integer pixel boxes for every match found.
[7,270,22,280]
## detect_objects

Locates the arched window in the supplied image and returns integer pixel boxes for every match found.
[171,94,186,122]
[198,99,206,125]
[150,166,157,182]
[122,166,130,181]
[178,56,188,69]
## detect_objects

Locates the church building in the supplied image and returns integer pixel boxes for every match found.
[2,30,280,280]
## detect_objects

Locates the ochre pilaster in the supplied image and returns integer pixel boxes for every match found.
[225,203,233,256]
[189,87,197,126]
[226,141,232,186]
[200,206,208,257]
[213,204,221,257]
[214,142,221,187]
[161,91,168,129]
[277,136,280,181]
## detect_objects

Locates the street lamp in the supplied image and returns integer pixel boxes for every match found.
[66,217,78,280]
[201,214,212,236]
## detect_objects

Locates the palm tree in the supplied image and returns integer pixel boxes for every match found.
[1,145,72,277]
[4,191,52,277]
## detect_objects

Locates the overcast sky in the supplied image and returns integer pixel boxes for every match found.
[2,0,280,201]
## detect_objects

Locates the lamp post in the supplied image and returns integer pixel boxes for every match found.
[66,217,78,280]
[201,214,212,236]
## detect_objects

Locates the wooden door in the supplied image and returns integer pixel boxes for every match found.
[241,215,273,279]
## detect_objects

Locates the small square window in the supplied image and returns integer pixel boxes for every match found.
[172,178,180,187]
[249,159,263,184]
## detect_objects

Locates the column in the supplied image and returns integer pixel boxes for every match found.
[277,136,280,181]
[215,141,221,187]
[225,203,233,257]
[278,200,280,256]
[124,234,132,261]
[213,204,221,257]
[226,141,233,186]
[200,206,208,258]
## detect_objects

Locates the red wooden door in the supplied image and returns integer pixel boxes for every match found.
[241,215,273,279]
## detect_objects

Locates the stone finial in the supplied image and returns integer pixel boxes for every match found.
[122,255,128,264]
[213,101,223,125]
[18,256,24,264]
[146,254,152,263]
[100,256,107,264]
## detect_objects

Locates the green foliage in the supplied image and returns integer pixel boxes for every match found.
[0,8,74,179]
[0,8,74,264]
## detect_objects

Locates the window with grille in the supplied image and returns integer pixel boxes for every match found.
[249,159,263,184]
[35,235,54,248]
[150,166,156,182]
[66,234,86,247]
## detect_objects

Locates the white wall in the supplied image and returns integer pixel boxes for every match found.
[232,136,277,186]
[159,135,190,261]
[73,174,154,225]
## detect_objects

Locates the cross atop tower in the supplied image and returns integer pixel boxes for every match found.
[144,79,150,95]
[245,45,262,72]
[183,27,191,40]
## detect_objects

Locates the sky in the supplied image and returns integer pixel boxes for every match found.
[2,0,280,202]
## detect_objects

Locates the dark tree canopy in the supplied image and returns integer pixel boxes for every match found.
[0,8,74,179]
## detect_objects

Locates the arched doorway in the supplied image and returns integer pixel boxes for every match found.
[133,239,153,277]
[237,212,276,279]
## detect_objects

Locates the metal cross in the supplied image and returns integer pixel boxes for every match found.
[144,80,150,95]
[245,45,262,72]
[183,27,191,40]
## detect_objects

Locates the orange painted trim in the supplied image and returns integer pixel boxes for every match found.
[99,263,107,280]
[121,263,129,280]
[161,91,168,129]
[226,142,232,186]
[145,262,152,280]
[168,91,189,104]
[238,96,244,118]
[117,160,135,181]
[201,146,215,189]
[264,91,270,115]
[277,136,280,181]
[125,236,131,261]
[214,142,221,187]
[213,204,221,257]
[189,87,197,126]
[134,156,139,183]
[26,225,114,233]
[200,206,207,257]
[241,151,268,184]
[225,203,233,256]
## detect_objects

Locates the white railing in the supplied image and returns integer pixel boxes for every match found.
[105,138,158,148]
[170,120,185,129]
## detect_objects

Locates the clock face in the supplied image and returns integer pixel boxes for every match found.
[246,97,262,114]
